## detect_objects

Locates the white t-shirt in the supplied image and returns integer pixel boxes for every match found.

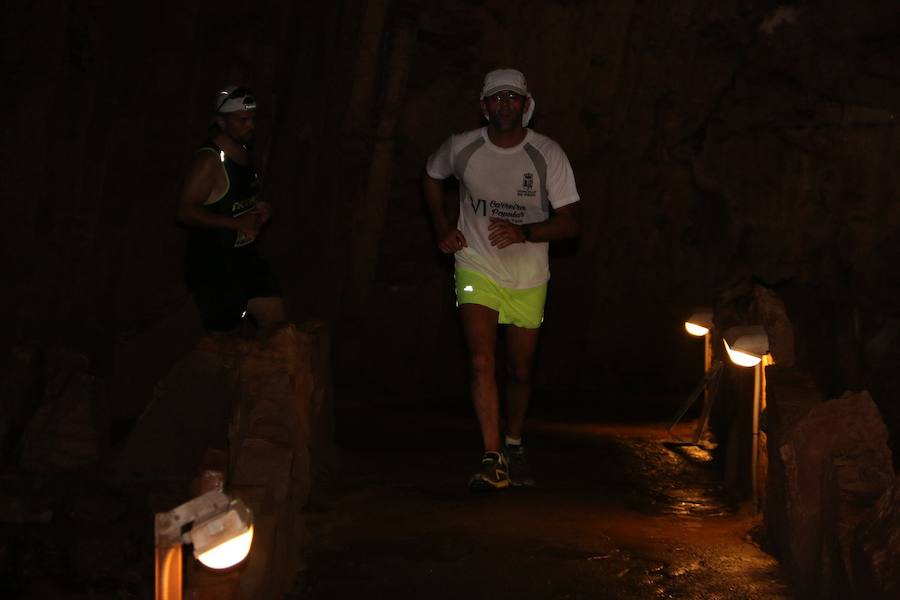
[426,127,580,289]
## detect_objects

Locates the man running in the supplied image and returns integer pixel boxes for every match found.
[424,69,581,491]
[177,85,285,335]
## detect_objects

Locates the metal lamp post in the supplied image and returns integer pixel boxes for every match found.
[723,325,772,513]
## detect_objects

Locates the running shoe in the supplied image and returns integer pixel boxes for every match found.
[468,451,509,492]
[505,443,535,487]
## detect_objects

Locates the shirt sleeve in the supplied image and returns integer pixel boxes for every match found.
[545,142,580,209]
[425,136,455,180]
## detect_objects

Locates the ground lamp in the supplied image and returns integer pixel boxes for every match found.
[684,308,714,373]
[668,309,722,444]
[723,325,771,512]
[155,490,254,600]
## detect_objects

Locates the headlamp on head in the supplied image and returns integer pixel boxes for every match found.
[215,85,257,114]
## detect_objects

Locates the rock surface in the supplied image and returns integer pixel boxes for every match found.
[852,479,900,600]
[776,390,894,598]
[5,0,900,441]
[226,322,336,599]
[19,349,103,472]
[3,2,900,596]
[121,343,238,480]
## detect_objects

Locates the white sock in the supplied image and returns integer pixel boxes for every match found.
[505,435,522,447]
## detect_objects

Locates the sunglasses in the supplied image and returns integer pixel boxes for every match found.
[484,91,525,103]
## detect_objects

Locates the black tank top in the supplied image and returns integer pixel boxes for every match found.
[184,140,261,286]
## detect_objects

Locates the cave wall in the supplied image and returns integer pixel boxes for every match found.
[3,1,900,447]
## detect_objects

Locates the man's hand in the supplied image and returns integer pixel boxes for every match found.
[438,227,467,254]
[488,218,526,249]
[252,201,273,225]
[234,212,260,242]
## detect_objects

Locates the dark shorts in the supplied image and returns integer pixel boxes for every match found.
[187,244,281,332]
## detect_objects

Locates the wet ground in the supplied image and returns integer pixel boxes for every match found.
[0,395,795,599]
[298,404,795,599]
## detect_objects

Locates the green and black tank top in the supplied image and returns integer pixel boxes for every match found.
[196,140,260,248]
[184,140,261,286]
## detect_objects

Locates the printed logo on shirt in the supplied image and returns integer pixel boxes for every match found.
[518,173,536,198]
[490,200,526,223]
[232,195,258,248]
[232,195,257,215]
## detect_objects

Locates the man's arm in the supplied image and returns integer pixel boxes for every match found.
[424,172,466,254]
[488,202,580,249]
[176,153,259,237]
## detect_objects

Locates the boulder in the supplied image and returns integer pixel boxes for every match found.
[764,365,823,555]
[0,343,43,463]
[228,321,336,599]
[852,479,900,599]
[109,296,204,423]
[120,343,239,480]
[753,284,796,367]
[776,390,894,598]
[19,348,102,472]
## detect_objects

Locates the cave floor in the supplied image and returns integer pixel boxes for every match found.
[297,404,794,599]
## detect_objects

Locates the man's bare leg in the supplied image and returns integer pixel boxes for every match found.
[459,303,501,453]
[246,296,287,335]
[505,324,539,440]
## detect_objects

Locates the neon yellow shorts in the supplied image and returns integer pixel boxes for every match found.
[454,268,547,329]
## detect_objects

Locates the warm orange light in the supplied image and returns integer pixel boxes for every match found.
[155,492,254,600]
[684,322,710,337]
[684,309,713,337]
[724,339,762,367]
[196,525,254,570]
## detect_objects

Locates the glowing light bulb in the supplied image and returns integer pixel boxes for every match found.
[684,322,710,337]
[724,339,762,367]
[196,525,254,570]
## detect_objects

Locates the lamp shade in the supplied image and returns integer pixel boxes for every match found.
[191,498,254,570]
[723,325,769,367]
[684,308,714,337]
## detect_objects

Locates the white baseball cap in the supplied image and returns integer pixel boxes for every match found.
[480,68,535,127]
[214,85,257,114]
[481,69,528,97]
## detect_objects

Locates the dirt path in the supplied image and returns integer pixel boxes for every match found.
[299,408,794,599]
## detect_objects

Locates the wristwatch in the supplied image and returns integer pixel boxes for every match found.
[521,225,532,242]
